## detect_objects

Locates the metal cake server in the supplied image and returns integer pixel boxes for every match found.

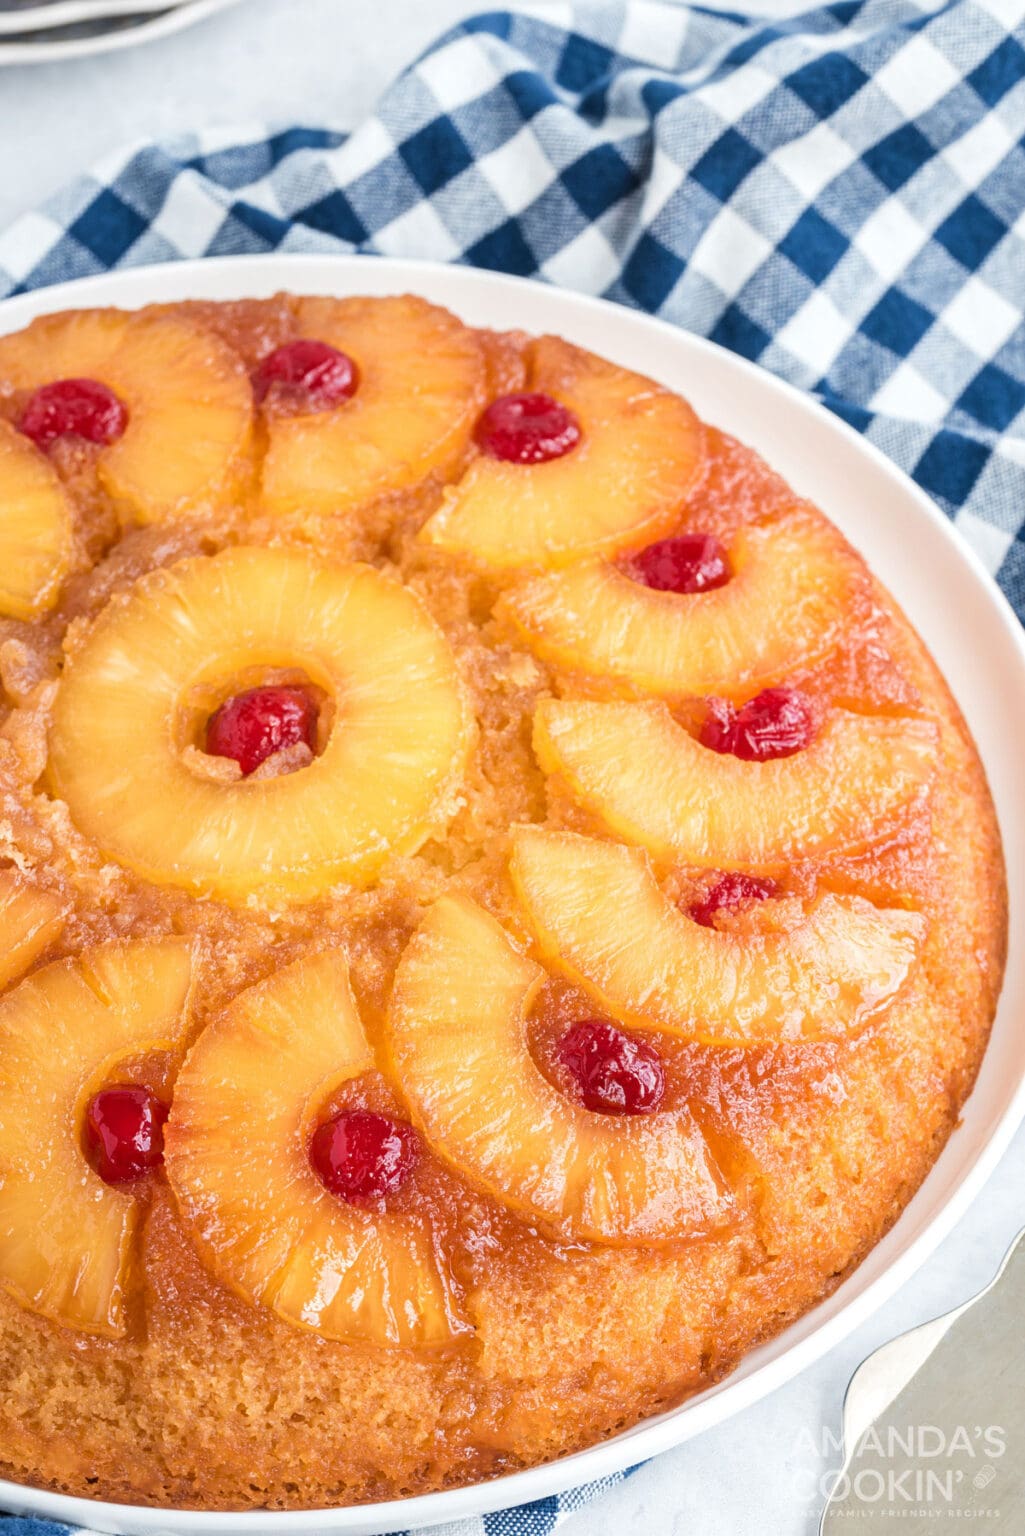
[820,1226,1025,1532]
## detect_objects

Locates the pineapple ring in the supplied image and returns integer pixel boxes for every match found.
[165,951,467,1348]
[501,515,859,699]
[260,295,488,518]
[0,870,65,992]
[420,337,705,571]
[0,309,253,526]
[48,545,472,904]
[0,420,75,619]
[0,940,193,1337]
[511,828,924,1045]
[534,698,938,871]
[385,893,733,1246]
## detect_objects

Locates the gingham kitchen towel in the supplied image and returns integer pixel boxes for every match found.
[0,1477,631,1536]
[1,0,1023,1533]
[1,0,1023,625]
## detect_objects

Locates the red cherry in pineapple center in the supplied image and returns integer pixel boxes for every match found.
[84,1085,169,1186]
[700,687,815,762]
[690,872,778,927]
[557,1019,665,1115]
[475,392,581,464]
[20,378,128,450]
[205,685,317,777]
[253,339,358,411]
[630,533,731,594]
[310,1110,419,1205]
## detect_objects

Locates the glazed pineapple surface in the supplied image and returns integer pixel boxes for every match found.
[0,292,1006,1513]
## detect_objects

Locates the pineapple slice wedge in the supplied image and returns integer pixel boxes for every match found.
[0,870,65,990]
[534,698,938,870]
[510,828,924,1045]
[260,295,487,517]
[48,545,471,903]
[501,514,857,699]
[0,419,74,619]
[385,894,733,1245]
[420,337,704,571]
[0,308,253,526]
[0,940,193,1337]
[165,951,465,1347]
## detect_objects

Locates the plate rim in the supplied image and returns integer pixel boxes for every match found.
[0,252,1022,1536]
[0,0,245,65]
[0,0,197,43]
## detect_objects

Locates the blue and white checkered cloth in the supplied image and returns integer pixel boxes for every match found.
[1,0,1024,1532]
[1,0,1023,626]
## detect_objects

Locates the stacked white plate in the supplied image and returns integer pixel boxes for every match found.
[0,0,244,63]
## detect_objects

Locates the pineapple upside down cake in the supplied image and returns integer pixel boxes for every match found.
[0,292,1005,1511]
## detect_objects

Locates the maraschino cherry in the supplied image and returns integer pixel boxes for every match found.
[557,1019,665,1115]
[205,686,317,776]
[630,533,730,594]
[689,872,778,928]
[84,1085,169,1186]
[474,392,581,464]
[20,378,127,450]
[310,1110,419,1205]
[700,687,815,761]
[253,339,358,411]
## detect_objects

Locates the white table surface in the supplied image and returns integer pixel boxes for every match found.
[1,3,1022,1533]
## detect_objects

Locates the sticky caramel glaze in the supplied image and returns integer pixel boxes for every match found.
[0,298,1006,1509]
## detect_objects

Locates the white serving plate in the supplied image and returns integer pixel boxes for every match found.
[0,0,244,65]
[0,255,1022,1536]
